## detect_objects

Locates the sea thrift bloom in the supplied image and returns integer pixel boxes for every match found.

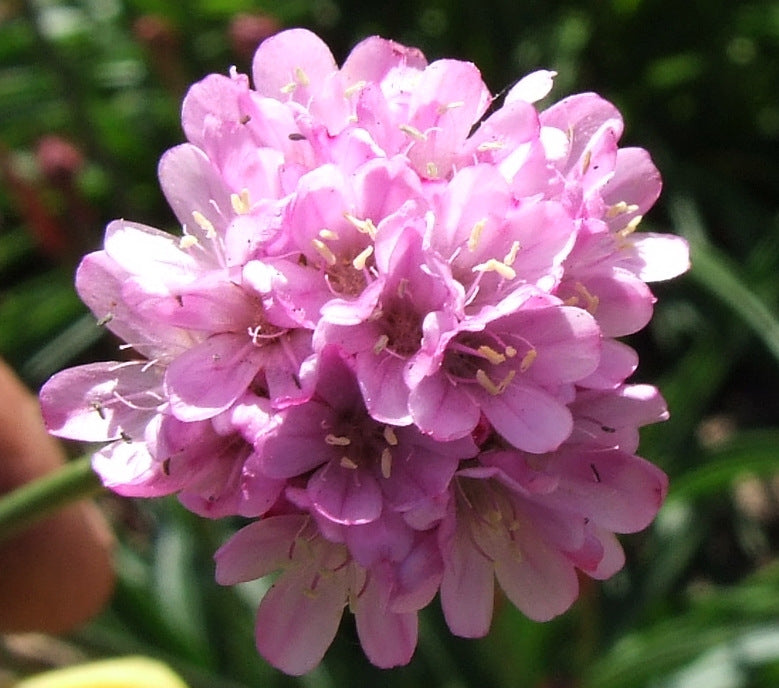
[39,28,689,675]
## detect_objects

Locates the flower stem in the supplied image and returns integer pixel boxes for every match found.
[0,456,104,543]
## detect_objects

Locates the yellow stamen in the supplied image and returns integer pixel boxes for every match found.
[520,349,537,372]
[399,124,426,140]
[340,456,359,469]
[373,334,389,354]
[617,214,643,238]
[438,101,464,114]
[192,210,216,238]
[294,67,310,87]
[426,162,439,178]
[477,345,507,365]
[179,234,199,249]
[503,241,521,266]
[344,80,367,98]
[472,258,517,280]
[476,140,505,152]
[344,213,378,239]
[605,201,638,219]
[280,81,297,95]
[581,148,592,175]
[505,345,517,358]
[312,239,337,266]
[325,434,351,446]
[380,448,392,479]
[230,188,251,215]
[383,426,398,446]
[476,369,501,395]
[352,245,374,270]
[575,283,599,314]
[319,228,339,240]
[468,220,486,252]
[497,369,516,393]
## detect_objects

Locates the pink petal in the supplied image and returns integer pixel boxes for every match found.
[482,384,573,453]
[255,564,347,675]
[165,333,263,421]
[214,515,308,584]
[354,573,418,668]
[308,462,383,525]
[440,516,495,637]
[494,526,579,622]
[252,28,337,100]
[341,35,427,85]
[625,233,691,282]
[39,361,161,442]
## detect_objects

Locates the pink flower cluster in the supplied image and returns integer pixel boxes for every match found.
[39,29,689,674]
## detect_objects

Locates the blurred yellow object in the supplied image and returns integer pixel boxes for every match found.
[14,657,189,688]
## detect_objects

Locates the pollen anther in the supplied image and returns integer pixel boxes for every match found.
[312,239,338,266]
[520,349,537,372]
[468,220,486,251]
[473,258,517,280]
[340,456,359,469]
[352,245,374,270]
[325,434,351,446]
[399,124,426,140]
[380,448,392,479]
[192,211,216,238]
[478,345,507,365]
[383,426,398,446]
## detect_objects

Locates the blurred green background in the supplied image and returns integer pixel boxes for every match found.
[1,0,778,686]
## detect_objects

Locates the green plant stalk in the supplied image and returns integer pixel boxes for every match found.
[0,455,104,543]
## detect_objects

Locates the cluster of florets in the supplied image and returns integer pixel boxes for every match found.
[40,29,689,675]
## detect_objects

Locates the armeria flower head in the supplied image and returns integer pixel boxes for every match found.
[39,27,689,674]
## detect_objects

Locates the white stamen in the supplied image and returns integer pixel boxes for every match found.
[319,228,339,240]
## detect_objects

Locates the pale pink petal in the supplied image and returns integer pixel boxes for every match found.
[214,515,308,584]
[494,526,579,621]
[439,515,495,637]
[165,333,263,421]
[482,384,573,453]
[308,462,383,525]
[341,36,427,85]
[625,233,691,282]
[353,573,418,668]
[252,28,337,100]
[255,565,347,675]
[506,70,557,104]
[40,361,162,442]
